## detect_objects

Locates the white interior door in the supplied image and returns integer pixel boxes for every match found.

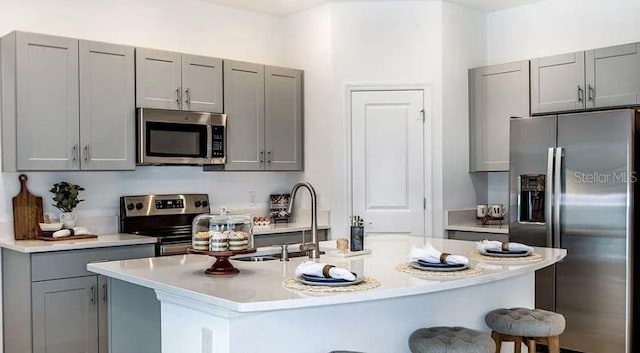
[351,90,425,236]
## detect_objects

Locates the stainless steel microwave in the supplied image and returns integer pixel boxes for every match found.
[137,108,226,165]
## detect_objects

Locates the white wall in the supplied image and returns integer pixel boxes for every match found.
[332,1,444,236]
[441,2,487,213]
[0,0,301,227]
[279,4,333,217]
[282,1,447,237]
[487,0,640,65]
[485,0,640,205]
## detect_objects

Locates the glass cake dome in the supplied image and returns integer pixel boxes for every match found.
[192,213,254,252]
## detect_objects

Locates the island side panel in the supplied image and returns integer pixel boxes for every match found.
[108,278,161,353]
[155,273,534,353]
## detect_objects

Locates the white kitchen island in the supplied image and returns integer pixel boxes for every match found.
[87,236,566,353]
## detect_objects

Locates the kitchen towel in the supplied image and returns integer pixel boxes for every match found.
[477,240,534,252]
[295,261,357,281]
[52,227,91,238]
[409,243,469,265]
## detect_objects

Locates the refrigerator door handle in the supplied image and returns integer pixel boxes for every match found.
[553,147,564,248]
[546,148,555,247]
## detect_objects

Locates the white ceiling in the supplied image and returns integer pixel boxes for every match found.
[199,0,549,16]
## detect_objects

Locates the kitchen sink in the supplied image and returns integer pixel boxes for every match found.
[272,250,325,259]
[233,250,326,262]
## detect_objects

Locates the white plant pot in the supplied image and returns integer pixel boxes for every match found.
[60,212,77,229]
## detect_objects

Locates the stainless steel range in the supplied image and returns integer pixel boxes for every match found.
[119,194,210,256]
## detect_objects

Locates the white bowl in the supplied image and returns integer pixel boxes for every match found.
[39,223,63,231]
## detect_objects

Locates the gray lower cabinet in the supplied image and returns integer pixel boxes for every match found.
[224,61,304,171]
[469,61,529,172]
[2,244,155,353]
[531,51,586,114]
[136,48,223,113]
[0,31,135,171]
[32,276,99,353]
[586,43,640,108]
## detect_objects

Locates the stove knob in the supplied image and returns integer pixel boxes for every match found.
[195,200,202,208]
[135,202,144,210]
[202,200,209,208]
[126,203,135,211]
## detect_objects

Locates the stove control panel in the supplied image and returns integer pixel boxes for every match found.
[121,194,210,217]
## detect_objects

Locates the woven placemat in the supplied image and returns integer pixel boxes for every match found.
[466,250,543,263]
[283,277,380,293]
[395,263,482,279]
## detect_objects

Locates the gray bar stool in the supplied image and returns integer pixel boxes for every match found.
[409,326,495,353]
[485,308,566,353]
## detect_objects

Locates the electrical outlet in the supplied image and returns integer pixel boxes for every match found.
[249,191,257,206]
[202,327,213,353]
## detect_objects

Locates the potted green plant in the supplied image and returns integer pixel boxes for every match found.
[50,182,85,228]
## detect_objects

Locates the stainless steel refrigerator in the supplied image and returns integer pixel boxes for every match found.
[509,109,636,353]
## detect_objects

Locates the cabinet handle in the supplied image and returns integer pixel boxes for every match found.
[267,151,272,164]
[176,87,181,105]
[90,285,96,304]
[102,282,108,303]
[259,151,264,163]
[588,84,594,101]
[83,144,89,162]
[185,88,190,105]
[577,85,583,102]
[72,144,78,162]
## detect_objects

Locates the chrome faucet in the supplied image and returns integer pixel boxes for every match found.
[287,182,320,259]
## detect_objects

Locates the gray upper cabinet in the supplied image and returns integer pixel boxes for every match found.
[224,60,265,171]
[531,51,585,114]
[223,63,304,172]
[182,54,223,113]
[136,49,223,113]
[32,276,99,353]
[79,40,135,170]
[264,66,303,171]
[586,43,640,108]
[469,61,529,172]
[1,32,135,171]
[15,32,80,171]
[135,48,182,110]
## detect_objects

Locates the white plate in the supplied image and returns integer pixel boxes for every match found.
[39,223,63,231]
[409,262,470,272]
[480,249,532,257]
[296,275,365,287]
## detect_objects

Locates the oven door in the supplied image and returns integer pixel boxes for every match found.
[138,108,212,165]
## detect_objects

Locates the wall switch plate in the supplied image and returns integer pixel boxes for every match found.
[202,327,213,353]
[249,191,257,206]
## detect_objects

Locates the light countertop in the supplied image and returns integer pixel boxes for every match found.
[446,209,509,234]
[0,233,157,253]
[88,236,565,313]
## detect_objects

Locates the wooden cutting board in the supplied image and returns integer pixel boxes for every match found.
[12,174,43,240]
